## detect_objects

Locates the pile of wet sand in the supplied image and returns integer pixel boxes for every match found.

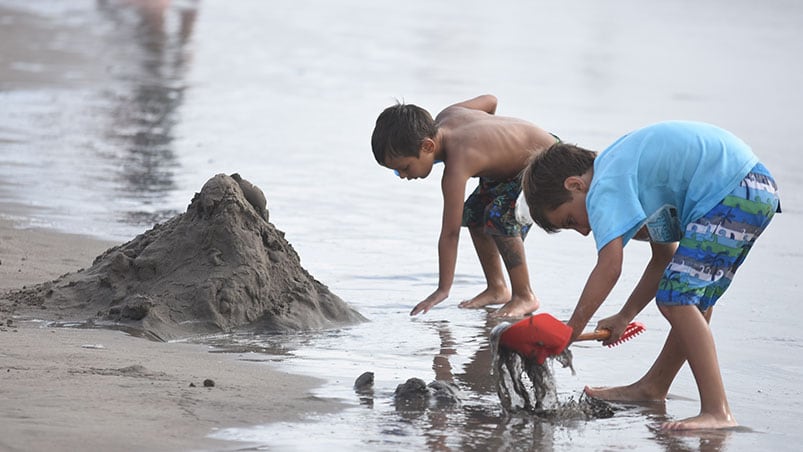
[490,323,615,421]
[1,174,366,340]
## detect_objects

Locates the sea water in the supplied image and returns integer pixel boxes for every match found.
[2,0,802,450]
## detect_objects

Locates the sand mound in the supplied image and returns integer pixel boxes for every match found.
[3,174,366,340]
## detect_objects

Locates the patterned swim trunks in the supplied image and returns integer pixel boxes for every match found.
[655,163,780,311]
[462,174,531,237]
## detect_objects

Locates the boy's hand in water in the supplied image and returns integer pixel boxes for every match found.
[410,289,449,316]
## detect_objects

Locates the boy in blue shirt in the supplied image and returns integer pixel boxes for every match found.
[372,95,558,317]
[521,121,780,430]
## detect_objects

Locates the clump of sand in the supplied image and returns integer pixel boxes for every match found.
[3,173,366,340]
[490,323,614,420]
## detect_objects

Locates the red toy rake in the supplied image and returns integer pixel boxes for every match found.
[497,313,646,364]
[575,321,645,346]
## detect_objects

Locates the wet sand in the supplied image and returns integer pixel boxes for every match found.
[0,218,344,452]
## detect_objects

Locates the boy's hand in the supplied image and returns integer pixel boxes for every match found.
[595,312,632,347]
[410,289,449,316]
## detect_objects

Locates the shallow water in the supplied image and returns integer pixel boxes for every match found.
[2,0,803,450]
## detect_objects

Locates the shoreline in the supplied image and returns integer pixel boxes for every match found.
[0,218,346,452]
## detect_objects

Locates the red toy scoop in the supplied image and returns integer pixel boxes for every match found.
[497,313,645,364]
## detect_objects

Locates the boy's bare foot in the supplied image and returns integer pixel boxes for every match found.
[458,287,510,309]
[489,295,540,318]
[662,413,738,431]
[584,384,666,402]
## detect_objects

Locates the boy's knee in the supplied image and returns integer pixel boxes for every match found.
[492,235,526,263]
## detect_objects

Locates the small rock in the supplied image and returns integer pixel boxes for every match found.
[428,380,461,407]
[354,371,374,392]
[393,378,462,411]
[203,379,215,387]
[394,378,430,411]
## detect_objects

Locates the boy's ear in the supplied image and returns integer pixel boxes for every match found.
[420,138,436,155]
[563,175,588,193]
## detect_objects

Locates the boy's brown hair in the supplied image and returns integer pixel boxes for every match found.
[371,102,438,165]
[522,142,597,233]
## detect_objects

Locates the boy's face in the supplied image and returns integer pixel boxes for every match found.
[384,141,436,180]
[545,191,591,236]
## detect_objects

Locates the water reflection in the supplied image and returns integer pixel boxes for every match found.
[206,314,736,451]
[0,0,199,237]
[95,0,199,227]
[413,316,573,451]
[651,424,733,452]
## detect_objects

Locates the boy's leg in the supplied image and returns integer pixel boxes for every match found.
[654,167,777,429]
[459,175,538,316]
[658,304,736,430]
[489,234,539,318]
[586,307,712,402]
[460,180,512,309]
[458,226,510,309]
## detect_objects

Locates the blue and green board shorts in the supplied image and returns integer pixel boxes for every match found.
[656,163,780,311]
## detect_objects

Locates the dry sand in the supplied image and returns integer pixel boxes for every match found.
[0,218,344,452]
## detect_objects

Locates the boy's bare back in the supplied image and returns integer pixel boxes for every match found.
[435,102,557,181]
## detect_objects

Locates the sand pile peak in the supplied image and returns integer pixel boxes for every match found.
[4,173,366,340]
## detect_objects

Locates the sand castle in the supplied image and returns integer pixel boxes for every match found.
[3,173,366,340]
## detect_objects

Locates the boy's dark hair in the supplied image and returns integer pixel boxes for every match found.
[522,142,597,233]
[371,102,438,165]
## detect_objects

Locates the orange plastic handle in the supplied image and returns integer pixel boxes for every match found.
[576,329,612,342]
[574,322,645,347]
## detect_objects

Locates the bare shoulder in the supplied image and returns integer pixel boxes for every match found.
[436,94,497,120]
[450,94,497,113]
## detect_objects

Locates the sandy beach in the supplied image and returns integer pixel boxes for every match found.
[0,218,344,452]
[2,1,801,450]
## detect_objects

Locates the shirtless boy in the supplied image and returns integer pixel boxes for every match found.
[371,95,558,317]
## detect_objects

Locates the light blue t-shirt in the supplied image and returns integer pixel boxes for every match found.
[587,121,759,252]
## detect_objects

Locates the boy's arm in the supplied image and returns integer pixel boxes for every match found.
[410,169,469,315]
[449,94,497,115]
[566,237,624,341]
[596,241,676,344]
